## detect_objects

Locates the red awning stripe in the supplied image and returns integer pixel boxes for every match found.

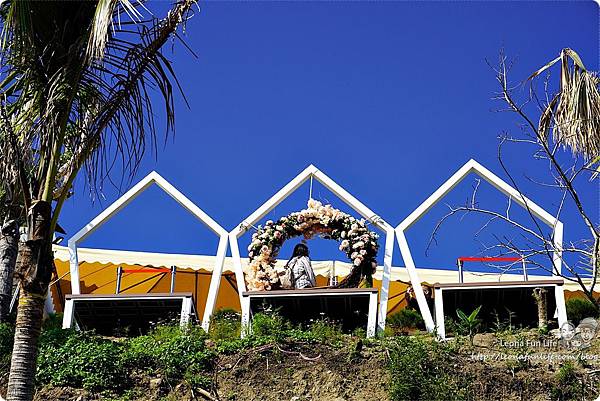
[122,269,172,273]
[458,257,521,262]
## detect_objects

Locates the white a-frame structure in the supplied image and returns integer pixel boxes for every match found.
[395,159,568,334]
[224,164,406,333]
[63,171,229,331]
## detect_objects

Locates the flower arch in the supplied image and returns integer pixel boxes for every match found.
[246,199,380,291]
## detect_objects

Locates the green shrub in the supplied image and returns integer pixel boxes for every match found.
[566,297,598,324]
[36,331,127,391]
[308,318,343,345]
[456,306,482,344]
[387,308,425,330]
[551,362,583,400]
[125,325,214,382]
[388,336,469,401]
[42,313,64,330]
[0,322,14,365]
[209,308,241,341]
[251,312,290,342]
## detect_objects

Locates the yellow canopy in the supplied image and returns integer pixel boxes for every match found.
[50,245,586,319]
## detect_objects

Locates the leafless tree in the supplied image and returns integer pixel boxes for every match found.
[429,49,599,310]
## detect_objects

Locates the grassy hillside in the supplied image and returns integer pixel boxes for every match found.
[0,310,598,401]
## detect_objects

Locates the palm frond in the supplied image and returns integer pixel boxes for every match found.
[530,48,600,160]
[86,0,142,62]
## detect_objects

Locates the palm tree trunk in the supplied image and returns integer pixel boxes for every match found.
[6,201,53,401]
[0,220,19,322]
[5,291,44,401]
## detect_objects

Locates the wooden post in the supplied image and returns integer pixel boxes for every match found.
[532,287,548,329]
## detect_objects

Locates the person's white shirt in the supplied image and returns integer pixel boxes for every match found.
[289,255,316,289]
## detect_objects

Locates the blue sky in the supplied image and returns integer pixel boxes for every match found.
[61,1,598,277]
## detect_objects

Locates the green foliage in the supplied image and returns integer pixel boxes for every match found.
[498,331,531,372]
[36,331,127,391]
[126,325,214,382]
[308,318,343,345]
[456,306,482,344]
[491,309,517,334]
[36,324,216,394]
[251,312,291,342]
[0,322,14,365]
[387,308,425,331]
[42,313,64,330]
[387,336,469,401]
[566,297,598,324]
[551,362,583,400]
[209,308,241,341]
[184,364,213,391]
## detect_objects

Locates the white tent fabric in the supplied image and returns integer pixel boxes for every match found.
[52,245,585,292]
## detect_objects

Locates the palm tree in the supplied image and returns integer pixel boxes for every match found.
[0,218,18,323]
[0,163,26,323]
[0,1,197,400]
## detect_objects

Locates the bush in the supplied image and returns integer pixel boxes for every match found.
[209,308,241,341]
[455,306,482,345]
[388,336,469,401]
[125,325,214,382]
[551,362,583,400]
[308,318,343,345]
[36,331,127,391]
[387,308,425,331]
[0,322,14,366]
[251,312,290,342]
[566,297,598,324]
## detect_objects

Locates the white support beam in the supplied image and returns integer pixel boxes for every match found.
[68,240,81,295]
[180,296,193,327]
[62,299,75,329]
[555,285,568,327]
[367,291,379,338]
[395,230,436,331]
[395,159,567,335]
[201,234,229,331]
[377,227,395,332]
[433,287,445,339]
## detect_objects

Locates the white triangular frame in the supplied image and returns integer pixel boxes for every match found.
[63,171,229,331]
[224,165,396,335]
[395,159,567,334]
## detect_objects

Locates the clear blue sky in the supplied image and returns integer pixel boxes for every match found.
[61,1,598,277]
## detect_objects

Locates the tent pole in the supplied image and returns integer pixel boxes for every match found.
[170,266,176,293]
[115,266,123,294]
